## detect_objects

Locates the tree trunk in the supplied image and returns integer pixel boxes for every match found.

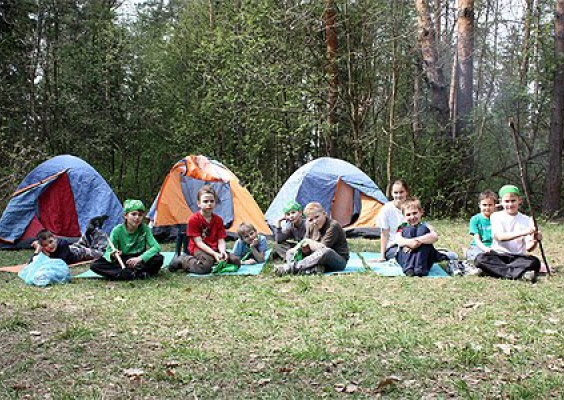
[414,0,449,131]
[456,0,474,135]
[543,0,564,216]
[324,0,338,157]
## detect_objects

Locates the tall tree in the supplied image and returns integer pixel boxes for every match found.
[324,0,338,157]
[414,0,449,131]
[456,0,474,135]
[543,0,564,215]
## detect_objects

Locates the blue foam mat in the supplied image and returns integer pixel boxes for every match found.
[324,252,366,275]
[360,252,449,277]
[188,250,272,277]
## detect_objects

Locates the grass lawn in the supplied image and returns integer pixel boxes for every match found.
[1,220,564,399]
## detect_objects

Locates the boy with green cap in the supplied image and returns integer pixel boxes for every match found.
[274,200,306,259]
[475,185,541,282]
[90,199,163,280]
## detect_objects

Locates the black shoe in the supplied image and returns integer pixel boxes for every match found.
[405,269,414,277]
[168,257,182,272]
[87,215,109,233]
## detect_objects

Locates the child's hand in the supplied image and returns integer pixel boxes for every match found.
[31,240,42,253]
[110,250,122,259]
[242,259,257,265]
[251,238,260,248]
[213,252,223,263]
[126,256,142,268]
[275,216,287,228]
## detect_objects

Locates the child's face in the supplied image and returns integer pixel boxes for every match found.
[241,229,257,245]
[285,210,303,225]
[391,183,408,206]
[40,237,58,253]
[479,198,496,218]
[198,193,216,215]
[125,210,145,229]
[501,193,521,216]
[306,210,327,229]
[403,206,423,226]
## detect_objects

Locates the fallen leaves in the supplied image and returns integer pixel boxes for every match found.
[334,382,359,393]
[375,375,402,393]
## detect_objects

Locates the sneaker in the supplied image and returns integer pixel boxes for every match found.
[275,263,296,277]
[405,269,414,277]
[299,265,325,275]
[466,266,483,276]
[522,270,537,283]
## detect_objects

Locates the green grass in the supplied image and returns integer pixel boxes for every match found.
[0,220,563,399]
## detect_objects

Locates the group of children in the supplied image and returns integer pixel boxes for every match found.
[377,180,542,280]
[29,180,543,282]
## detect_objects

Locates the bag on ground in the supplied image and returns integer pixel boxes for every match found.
[18,253,71,287]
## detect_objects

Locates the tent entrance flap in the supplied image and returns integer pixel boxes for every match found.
[181,177,234,228]
[38,172,81,237]
[331,180,362,227]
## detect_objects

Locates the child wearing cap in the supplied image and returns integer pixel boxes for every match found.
[274,200,306,259]
[90,199,163,280]
[474,185,541,281]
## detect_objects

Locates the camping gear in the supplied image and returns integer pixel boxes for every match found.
[265,157,388,238]
[18,253,71,286]
[0,155,122,249]
[148,155,270,241]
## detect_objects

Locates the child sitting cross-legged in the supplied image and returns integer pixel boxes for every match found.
[90,200,163,280]
[232,222,268,264]
[275,202,349,276]
[168,185,240,274]
[395,197,446,277]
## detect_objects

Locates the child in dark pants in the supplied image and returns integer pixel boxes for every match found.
[90,199,163,280]
[168,185,240,274]
[396,197,445,277]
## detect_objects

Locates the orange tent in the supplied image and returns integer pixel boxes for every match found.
[149,155,269,238]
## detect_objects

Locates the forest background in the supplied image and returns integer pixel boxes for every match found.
[2,0,564,219]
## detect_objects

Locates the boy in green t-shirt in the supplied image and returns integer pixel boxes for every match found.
[465,190,496,261]
[90,199,163,280]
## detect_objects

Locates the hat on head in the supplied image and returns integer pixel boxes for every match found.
[498,185,521,198]
[283,200,302,214]
[123,199,145,214]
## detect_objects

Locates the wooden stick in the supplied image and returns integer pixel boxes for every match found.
[508,119,550,275]
[105,235,126,270]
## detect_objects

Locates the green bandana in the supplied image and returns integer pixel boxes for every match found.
[283,200,302,214]
[498,185,521,198]
[123,199,146,214]
[213,261,240,274]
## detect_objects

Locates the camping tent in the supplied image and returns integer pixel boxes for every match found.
[265,157,388,237]
[148,155,270,239]
[0,155,122,249]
